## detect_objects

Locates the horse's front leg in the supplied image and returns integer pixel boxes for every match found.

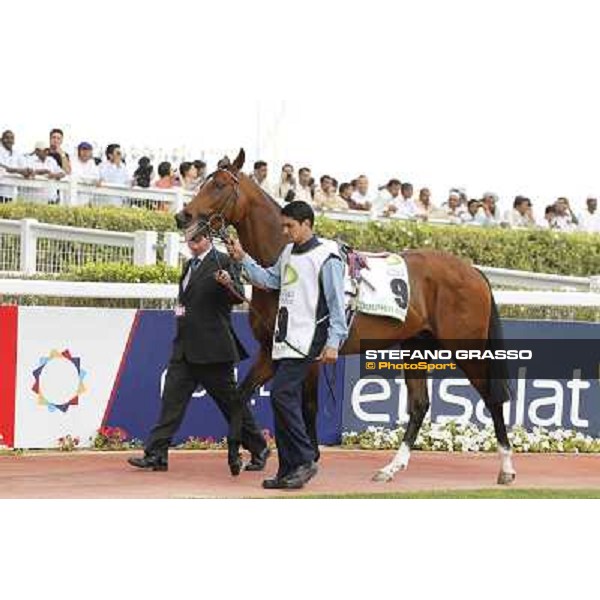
[230,348,274,444]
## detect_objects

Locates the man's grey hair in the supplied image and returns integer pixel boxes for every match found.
[483,191,499,202]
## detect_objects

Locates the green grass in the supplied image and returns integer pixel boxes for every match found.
[286,488,600,499]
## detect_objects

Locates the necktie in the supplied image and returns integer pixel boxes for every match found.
[191,257,202,270]
[183,257,201,290]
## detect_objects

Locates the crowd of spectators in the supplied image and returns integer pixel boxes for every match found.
[1,127,599,233]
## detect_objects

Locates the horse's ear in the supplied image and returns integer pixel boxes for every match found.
[231,148,245,172]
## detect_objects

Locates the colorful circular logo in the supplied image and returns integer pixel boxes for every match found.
[32,349,87,413]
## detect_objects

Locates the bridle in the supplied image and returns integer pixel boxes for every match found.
[187,166,241,243]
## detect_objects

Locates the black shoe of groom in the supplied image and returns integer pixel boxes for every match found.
[245,447,271,472]
[127,454,168,472]
[262,473,304,490]
[228,442,243,477]
[293,461,319,485]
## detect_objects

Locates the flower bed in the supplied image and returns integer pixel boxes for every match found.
[341,421,600,453]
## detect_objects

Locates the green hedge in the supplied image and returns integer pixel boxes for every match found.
[61,262,180,283]
[0,202,176,233]
[315,218,600,276]
[2,202,599,275]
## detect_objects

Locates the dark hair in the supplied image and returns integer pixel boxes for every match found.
[545,204,556,215]
[179,161,193,178]
[254,160,267,170]
[331,177,338,190]
[193,159,206,170]
[282,163,293,171]
[339,183,352,195]
[320,175,332,185]
[401,182,413,192]
[281,200,315,226]
[50,128,64,138]
[133,157,153,188]
[105,143,120,159]
[468,199,480,209]
[513,195,531,208]
[387,179,401,188]
[298,167,311,176]
[158,161,172,178]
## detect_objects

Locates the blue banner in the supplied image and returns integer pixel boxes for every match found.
[106,314,600,443]
[106,311,345,445]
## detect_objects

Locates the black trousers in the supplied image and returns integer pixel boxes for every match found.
[145,358,266,458]
[271,358,317,477]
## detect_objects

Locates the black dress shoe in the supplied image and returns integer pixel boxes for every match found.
[228,443,243,477]
[262,474,304,490]
[245,447,271,472]
[127,455,168,471]
[295,462,318,485]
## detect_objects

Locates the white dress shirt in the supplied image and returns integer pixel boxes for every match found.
[0,146,25,199]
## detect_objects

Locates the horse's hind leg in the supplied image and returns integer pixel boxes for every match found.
[458,360,516,485]
[373,373,429,482]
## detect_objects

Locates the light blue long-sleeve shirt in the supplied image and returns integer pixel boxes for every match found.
[240,241,349,350]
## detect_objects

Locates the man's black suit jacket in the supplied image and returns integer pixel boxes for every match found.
[172,248,249,364]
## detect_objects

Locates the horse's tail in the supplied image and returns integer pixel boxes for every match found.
[477,269,512,405]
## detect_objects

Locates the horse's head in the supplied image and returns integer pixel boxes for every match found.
[174,148,246,232]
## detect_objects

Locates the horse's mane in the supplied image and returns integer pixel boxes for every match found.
[241,172,282,215]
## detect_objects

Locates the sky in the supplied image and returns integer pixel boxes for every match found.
[3,0,600,214]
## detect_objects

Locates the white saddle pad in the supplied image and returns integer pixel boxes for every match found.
[351,253,410,321]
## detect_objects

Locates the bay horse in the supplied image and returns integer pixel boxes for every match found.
[175,149,516,484]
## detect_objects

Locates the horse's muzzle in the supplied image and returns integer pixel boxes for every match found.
[174,210,191,230]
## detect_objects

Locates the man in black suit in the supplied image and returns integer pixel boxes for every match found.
[128,220,270,476]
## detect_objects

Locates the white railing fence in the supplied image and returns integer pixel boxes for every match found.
[0,279,600,323]
[0,174,195,212]
[0,218,183,275]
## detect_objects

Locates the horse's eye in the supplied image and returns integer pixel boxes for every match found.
[214,180,224,190]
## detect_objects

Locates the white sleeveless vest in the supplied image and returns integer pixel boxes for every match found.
[272,238,341,360]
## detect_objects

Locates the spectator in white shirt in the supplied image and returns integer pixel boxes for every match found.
[376,179,404,217]
[98,144,130,207]
[507,196,535,228]
[414,187,435,219]
[250,160,276,197]
[277,163,296,202]
[478,192,500,226]
[578,197,600,233]
[553,197,578,231]
[541,204,558,229]
[293,167,313,203]
[23,141,65,204]
[0,130,32,202]
[72,142,100,183]
[349,175,374,211]
[71,142,101,206]
[464,199,484,224]
[48,128,71,175]
[193,160,207,187]
[179,161,199,192]
[443,191,467,223]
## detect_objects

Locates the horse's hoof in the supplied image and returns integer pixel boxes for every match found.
[372,470,393,483]
[497,471,516,485]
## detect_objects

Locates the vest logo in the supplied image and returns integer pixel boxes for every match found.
[282,264,299,286]
[31,349,87,413]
